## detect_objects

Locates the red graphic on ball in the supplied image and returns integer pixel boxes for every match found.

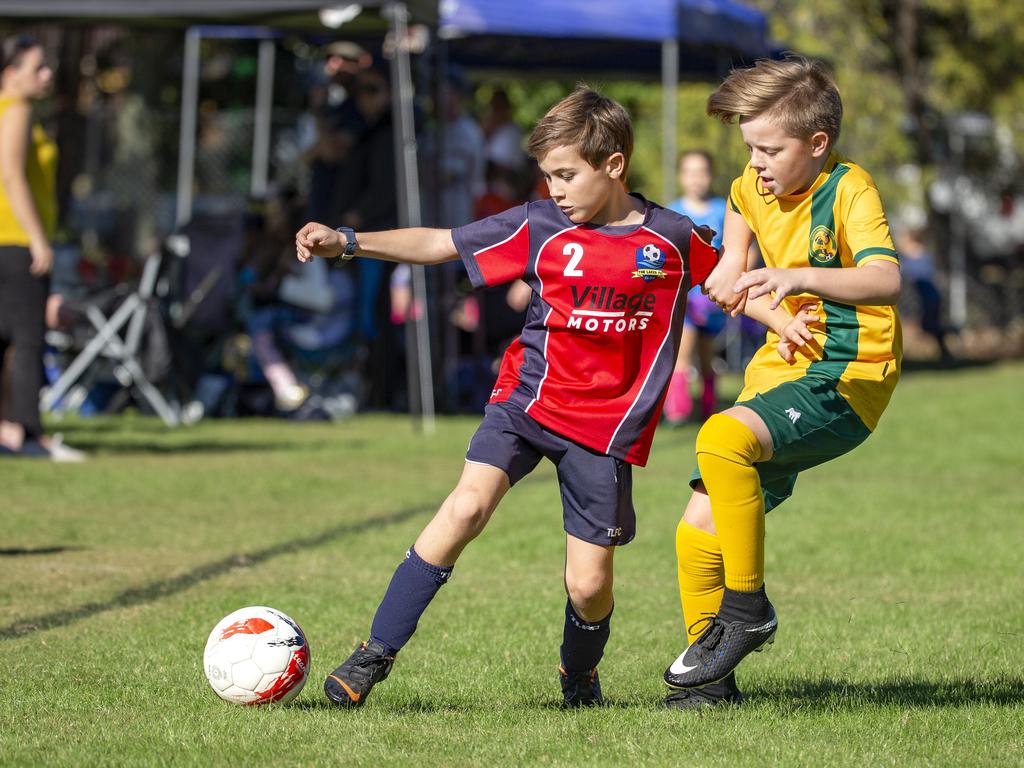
[251,645,311,705]
[220,617,274,640]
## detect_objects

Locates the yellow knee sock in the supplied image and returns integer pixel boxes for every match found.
[675,519,724,643]
[695,414,765,592]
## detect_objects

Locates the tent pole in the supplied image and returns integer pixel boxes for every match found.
[251,38,275,198]
[175,26,201,228]
[388,1,436,434]
[661,38,679,205]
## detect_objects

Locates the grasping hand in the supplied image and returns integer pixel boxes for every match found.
[776,302,821,364]
[733,267,807,310]
[703,259,747,316]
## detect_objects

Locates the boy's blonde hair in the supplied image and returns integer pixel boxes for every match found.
[706,55,842,146]
[527,85,633,174]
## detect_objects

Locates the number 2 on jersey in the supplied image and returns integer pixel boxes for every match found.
[563,243,584,277]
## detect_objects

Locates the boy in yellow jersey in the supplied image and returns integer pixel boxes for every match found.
[662,55,901,709]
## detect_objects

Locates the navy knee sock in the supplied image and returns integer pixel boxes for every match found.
[369,546,453,655]
[560,600,612,674]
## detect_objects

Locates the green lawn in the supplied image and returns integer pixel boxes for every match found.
[2,362,1022,767]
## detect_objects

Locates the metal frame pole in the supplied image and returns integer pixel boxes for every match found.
[948,128,968,329]
[661,38,679,205]
[251,38,276,198]
[388,2,435,433]
[175,26,201,228]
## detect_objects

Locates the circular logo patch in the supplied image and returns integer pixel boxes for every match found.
[810,225,838,265]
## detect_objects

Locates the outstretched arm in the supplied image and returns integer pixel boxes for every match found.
[733,260,901,309]
[295,222,460,266]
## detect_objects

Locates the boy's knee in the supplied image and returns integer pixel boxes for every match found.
[695,413,761,466]
[681,490,716,534]
[443,488,491,537]
[565,568,612,610]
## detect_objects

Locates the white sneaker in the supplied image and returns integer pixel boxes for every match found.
[275,383,309,412]
[47,433,86,463]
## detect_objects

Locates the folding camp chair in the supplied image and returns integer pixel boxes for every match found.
[41,239,184,426]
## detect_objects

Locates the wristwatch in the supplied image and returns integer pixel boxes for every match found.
[332,226,358,264]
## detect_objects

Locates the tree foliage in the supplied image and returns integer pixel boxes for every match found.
[472,0,1022,214]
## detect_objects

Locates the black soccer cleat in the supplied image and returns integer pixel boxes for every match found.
[559,665,604,708]
[663,604,777,689]
[663,672,744,711]
[324,640,395,707]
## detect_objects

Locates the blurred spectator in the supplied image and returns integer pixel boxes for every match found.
[333,64,403,409]
[663,150,728,424]
[437,68,485,228]
[481,88,526,178]
[95,42,159,257]
[233,187,357,419]
[474,162,522,220]
[896,225,953,362]
[429,88,529,410]
[0,34,82,460]
[240,188,311,412]
[304,41,371,224]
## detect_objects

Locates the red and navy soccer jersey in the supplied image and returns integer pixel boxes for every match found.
[452,195,716,466]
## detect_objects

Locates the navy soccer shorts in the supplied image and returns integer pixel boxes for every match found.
[466,402,635,546]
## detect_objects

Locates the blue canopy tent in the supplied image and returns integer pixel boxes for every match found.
[439,0,768,75]
[8,0,772,424]
[438,0,773,200]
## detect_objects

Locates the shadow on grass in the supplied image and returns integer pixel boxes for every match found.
[287,698,476,714]
[288,694,642,714]
[0,546,85,556]
[0,502,433,642]
[39,438,366,456]
[751,676,1024,708]
[44,437,360,456]
[288,679,1024,714]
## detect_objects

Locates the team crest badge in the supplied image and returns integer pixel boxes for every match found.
[809,225,839,265]
[632,244,667,281]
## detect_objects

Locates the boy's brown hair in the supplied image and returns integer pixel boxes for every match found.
[706,55,843,146]
[527,85,634,174]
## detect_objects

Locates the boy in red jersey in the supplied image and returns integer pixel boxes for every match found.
[296,86,734,708]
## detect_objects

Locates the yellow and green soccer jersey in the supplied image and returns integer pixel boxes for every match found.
[729,152,901,431]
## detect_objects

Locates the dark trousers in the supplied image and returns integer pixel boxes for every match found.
[0,246,47,437]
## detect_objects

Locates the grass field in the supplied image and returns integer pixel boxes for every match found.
[2,362,1023,767]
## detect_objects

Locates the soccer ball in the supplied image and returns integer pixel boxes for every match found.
[203,606,310,705]
[642,243,664,265]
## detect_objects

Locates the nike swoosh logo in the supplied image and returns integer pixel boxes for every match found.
[328,674,361,702]
[668,651,697,675]
[745,619,777,633]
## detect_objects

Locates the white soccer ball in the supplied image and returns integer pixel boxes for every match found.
[642,243,663,263]
[203,606,310,705]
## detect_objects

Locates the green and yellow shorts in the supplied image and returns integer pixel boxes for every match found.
[689,374,872,512]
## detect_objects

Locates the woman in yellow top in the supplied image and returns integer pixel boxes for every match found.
[0,34,79,459]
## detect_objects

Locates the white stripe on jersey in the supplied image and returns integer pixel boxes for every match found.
[473,218,528,257]
[572,309,625,318]
[605,227,686,455]
[524,224,579,415]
